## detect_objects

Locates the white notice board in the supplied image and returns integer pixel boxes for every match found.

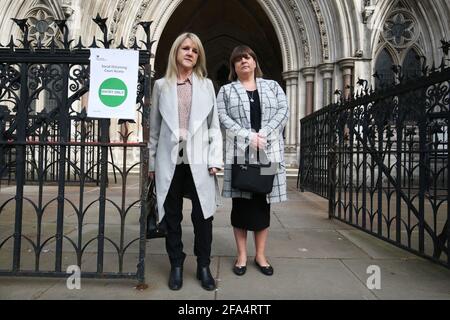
[87,48,139,119]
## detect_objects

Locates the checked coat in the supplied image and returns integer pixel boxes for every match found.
[216,78,289,203]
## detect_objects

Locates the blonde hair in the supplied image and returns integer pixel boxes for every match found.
[165,32,207,81]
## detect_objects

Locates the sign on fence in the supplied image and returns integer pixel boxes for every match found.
[88,48,139,119]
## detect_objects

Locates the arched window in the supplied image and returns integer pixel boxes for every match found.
[375,48,395,89]
[375,2,423,89]
[402,48,422,79]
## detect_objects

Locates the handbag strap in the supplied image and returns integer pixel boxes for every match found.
[233,136,249,165]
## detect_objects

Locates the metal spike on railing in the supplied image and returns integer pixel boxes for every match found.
[439,56,446,71]
[50,36,56,53]
[7,35,15,52]
[131,37,140,50]
[149,40,156,58]
[138,21,152,50]
[55,19,70,49]
[117,37,127,49]
[89,36,99,48]
[440,39,449,56]
[356,78,369,96]
[11,18,30,49]
[74,36,84,50]
[92,14,109,48]
[431,60,436,73]
[36,36,43,50]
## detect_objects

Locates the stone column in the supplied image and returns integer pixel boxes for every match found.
[318,63,334,107]
[338,59,355,99]
[282,71,299,147]
[301,67,315,116]
[282,70,300,166]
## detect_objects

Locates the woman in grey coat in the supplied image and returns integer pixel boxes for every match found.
[148,33,223,291]
[217,45,288,277]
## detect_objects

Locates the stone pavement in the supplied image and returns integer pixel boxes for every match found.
[0,178,449,300]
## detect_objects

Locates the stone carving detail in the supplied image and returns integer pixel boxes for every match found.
[128,0,152,47]
[110,0,128,37]
[309,0,330,61]
[27,8,59,45]
[61,0,74,18]
[288,0,311,66]
[362,0,375,24]
[382,10,418,48]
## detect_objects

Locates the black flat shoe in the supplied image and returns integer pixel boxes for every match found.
[196,266,216,291]
[254,259,274,276]
[168,266,183,290]
[233,261,247,276]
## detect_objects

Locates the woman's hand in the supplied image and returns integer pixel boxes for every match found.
[250,132,259,149]
[257,133,267,149]
[209,168,219,175]
[148,171,155,179]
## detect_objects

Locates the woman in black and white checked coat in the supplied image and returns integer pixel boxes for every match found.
[217,45,289,276]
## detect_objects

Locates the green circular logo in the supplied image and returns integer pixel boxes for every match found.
[98,78,128,107]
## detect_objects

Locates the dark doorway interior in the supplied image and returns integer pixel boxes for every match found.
[154,0,283,92]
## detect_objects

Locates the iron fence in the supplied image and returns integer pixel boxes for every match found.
[299,46,450,268]
[0,14,154,286]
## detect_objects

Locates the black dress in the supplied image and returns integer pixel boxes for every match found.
[231,90,271,231]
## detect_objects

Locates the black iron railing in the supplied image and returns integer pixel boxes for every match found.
[299,45,450,268]
[0,14,155,286]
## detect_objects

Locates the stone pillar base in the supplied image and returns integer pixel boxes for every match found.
[284,145,299,168]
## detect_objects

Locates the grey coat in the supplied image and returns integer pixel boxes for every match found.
[148,74,223,220]
[217,78,289,203]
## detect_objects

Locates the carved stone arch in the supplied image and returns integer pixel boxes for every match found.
[316,0,342,62]
[142,0,304,72]
[307,0,331,62]
[333,0,360,58]
[258,0,302,70]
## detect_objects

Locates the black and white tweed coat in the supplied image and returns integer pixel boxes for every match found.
[217,78,289,203]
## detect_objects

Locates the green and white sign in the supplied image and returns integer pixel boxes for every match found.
[88,49,138,119]
[99,78,128,107]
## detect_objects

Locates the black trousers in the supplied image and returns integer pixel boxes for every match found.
[163,163,213,267]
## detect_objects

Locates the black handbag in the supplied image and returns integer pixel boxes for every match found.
[144,178,167,239]
[231,146,276,194]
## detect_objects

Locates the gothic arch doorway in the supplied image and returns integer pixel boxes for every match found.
[154,0,283,92]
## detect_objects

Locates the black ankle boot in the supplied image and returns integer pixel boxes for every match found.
[196,266,216,291]
[168,266,183,290]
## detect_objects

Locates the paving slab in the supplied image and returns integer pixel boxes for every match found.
[337,229,419,260]
[340,259,450,300]
[216,257,377,300]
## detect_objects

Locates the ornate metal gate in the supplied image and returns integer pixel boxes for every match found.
[0,15,154,285]
[299,45,450,268]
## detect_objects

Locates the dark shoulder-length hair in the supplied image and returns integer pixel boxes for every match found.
[228,45,263,81]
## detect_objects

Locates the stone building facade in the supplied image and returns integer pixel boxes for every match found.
[0,0,449,167]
